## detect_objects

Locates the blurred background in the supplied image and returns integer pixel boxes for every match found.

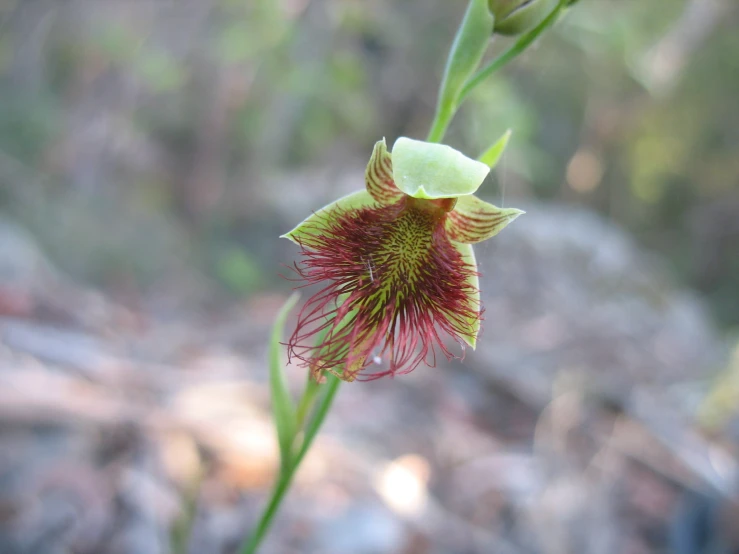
[1,0,738,552]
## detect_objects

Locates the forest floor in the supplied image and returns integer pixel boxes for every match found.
[0,206,737,554]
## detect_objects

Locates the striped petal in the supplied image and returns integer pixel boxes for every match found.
[281,190,378,246]
[365,138,404,205]
[446,195,524,244]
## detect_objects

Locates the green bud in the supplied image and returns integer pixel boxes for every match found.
[488,0,559,36]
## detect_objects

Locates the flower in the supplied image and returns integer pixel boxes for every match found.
[282,137,523,382]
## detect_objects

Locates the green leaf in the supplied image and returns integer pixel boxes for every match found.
[478,129,512,168]
[280,190,377,245]
[391,137,490,199]
[269,293,300,469]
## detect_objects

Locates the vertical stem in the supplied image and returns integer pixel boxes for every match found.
[239,375,341,554]
[295,377,321,430]
[239,472,294,554]
[426,104,455,144]
[457,1,566,104]
[294,375,341,466]
[426,0,494,143]
[427,0,568,143]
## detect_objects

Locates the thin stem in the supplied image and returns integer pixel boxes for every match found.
[295,376,321,430]
[239,375,341,554]
[458,2,566,104]
[426,0,493,143]
[239,472,294,554]
[295,374,341,466]
[426,104,455,144]
[426,0,567,144]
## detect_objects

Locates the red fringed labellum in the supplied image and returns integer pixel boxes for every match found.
[288,197,481,381]
[281,137,523,382]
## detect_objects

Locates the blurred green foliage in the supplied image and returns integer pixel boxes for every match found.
[0,0,736,323]
[214,246,265,296]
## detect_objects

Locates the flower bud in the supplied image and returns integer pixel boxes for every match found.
[488,0,559,36]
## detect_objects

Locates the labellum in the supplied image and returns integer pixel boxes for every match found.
[282,137,523,382]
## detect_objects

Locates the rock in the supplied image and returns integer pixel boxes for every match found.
[470,203,725,408]
[314,502,406,554]
[0,216,132,330]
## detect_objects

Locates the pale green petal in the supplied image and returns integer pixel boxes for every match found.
[365,138,404,205]
[453,242,480,349]
[446,195,524,244]
[280,190,377,245]
[391,137,490,199]
[478,129,512,169]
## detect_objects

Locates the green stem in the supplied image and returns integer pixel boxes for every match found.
[239,472,294,554]
[426,104,455,144]
[426,0,567,144]
[295,376,321,430]
[426,0,494,143]
[295,374,341,466]
[457,1,565,104]
[239,375,341,554]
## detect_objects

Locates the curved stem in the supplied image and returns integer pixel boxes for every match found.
[239,375,341,554]
[425,0,494,143]
[239,473,293,554]
[458,2,566,104]
[426,0,567,143]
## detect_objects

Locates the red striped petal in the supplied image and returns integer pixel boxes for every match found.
[365,139,404,205]
[445,195,524,244]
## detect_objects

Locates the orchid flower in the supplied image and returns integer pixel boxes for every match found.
[282,137,523,382]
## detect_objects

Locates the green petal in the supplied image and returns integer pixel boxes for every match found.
[280,190,377,245]
[478,129,512,169]
[391,137,490,199]
[446,195,524,244]
[366,138,404,205]
[453,242,480,349]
